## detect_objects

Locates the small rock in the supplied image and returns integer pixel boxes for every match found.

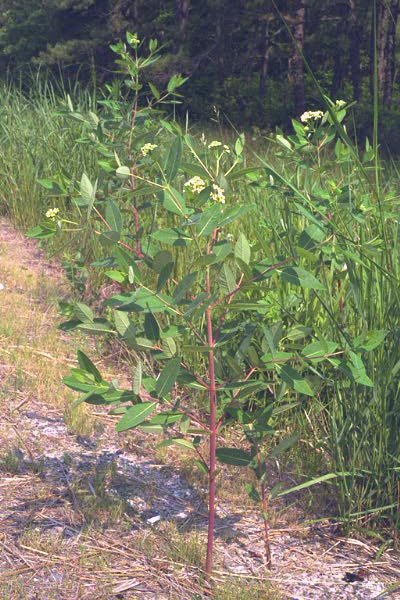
[147,515,161,525]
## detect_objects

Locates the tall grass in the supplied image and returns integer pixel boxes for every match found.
[249,145,400,534]
[0,78,398,538]
[0,76,96,228]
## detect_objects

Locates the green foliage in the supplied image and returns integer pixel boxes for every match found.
[28,38,399,569]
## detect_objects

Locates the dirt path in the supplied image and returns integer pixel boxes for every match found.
[0,219,399,599]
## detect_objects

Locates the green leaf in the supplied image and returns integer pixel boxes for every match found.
[106,199,123,232]
[164,136,182,182]
[116,288,174,314]
[279,365,314,396]
[149,82,160,100]
[219,263,236,295]
[167,74,188,92]
[133,360,142,395]
[27,223,57,239]
[261,352,293,368]
[147,412,184,425]
[100,230,120,245]
[219,204,254,227]
[280,266,325,290]
[234,133,245,156]
[105,270,126,283]
[354,330,387,352]
[302,340,338,363]
[76,320,113,334]
[216,447,253,467]
[151,227,192,246]
[116,402,157,432]
[153,250,174,274]
[134,337,156,350]
[276,472,349,497]
[276,134,292,150]
[114,310,130,336]
[173,272,197,303]
[163,186,187,216]
[77,350,102,383]
[158,437,196,450]
[235,233,251,264]
[161,337,177,357]
[155,358,181,397]
[157,262,174,291]
[213,241,233,263]
[74,302,94,323]
[345,351,374,387]
[270,433,300,458]
[298,224,326,251]
[180,161,210,179]
[116,165,131,178]
[144,313,160,340]
[80,173,95,203]
[246,483,261,503]
[196,204,223,236]
[227,167,262,182]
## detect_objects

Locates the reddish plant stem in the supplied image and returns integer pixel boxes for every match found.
[205,232,218,575]
[94,229,143,258]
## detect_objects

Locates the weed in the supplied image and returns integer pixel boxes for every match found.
[0,448,22,473]
[214,578,280,600]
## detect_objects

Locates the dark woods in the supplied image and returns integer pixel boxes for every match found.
[1,1,399,135]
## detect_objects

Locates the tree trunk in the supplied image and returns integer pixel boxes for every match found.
[331,46,344,97]
[259,17,272,98]
[383,0,400,106]
[348,0,362,102]
[288,0,306,116]
[176,0,190,47]
[377,0,400,107]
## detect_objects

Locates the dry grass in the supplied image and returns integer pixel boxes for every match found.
[0,220,98,439]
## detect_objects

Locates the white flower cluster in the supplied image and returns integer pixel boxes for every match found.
[300,110,324,123]
[208,140,231,153]
[140,143,157,156]
[335,99,346,108]
[210,184,225,204]
[184,176,207,194]
[45,207,60,221]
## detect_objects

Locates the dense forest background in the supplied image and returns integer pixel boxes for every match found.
[0,1,400,139]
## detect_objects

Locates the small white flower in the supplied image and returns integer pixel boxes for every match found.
[210,184,225,204]
[184,176,207,194]
[140,143,157,156]
[46,207,60,221]
[300,110,324,123]
[208,140,222,149]
[335,99,346,108]
[223,144,231,153]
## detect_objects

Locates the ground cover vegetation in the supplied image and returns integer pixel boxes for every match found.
[0,30,392,574]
